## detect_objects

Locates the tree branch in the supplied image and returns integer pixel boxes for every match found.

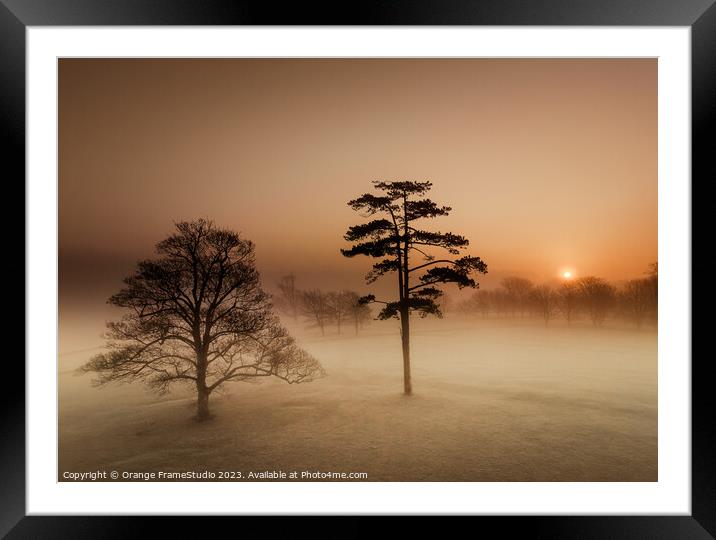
[408,259,456,273]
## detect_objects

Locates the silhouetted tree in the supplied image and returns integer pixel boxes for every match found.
[80,220,323,420]
[492,289,510,318]
[456,296,475,318]
[344,291,372,335]
[501,277,534,317]
[276,273,300,321]
[301,289,331,336]
[457,291,477,318]
[326,290,354,334]
[438,292,454,315]
[458,290,492,319]
[619,279,653,328]
[477,290,493,318]
[342,181,487,395]
[620,263,658,328]
[577,276,615,327]
[532,285,558,325]
[646,262,658,324]
[558,281,579,326]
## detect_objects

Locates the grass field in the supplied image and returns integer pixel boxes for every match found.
[59,317,657,482]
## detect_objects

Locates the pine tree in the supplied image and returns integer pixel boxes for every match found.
[342,181,487,394]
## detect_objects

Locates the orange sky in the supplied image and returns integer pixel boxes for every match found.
[59,58,656,306]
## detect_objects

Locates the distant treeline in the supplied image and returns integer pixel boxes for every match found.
[273,275,371,336]
[452,263,658,328]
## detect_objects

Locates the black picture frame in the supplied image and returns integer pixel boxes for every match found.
[3,1,710,537]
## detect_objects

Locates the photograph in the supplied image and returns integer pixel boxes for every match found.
[58,57,658,483]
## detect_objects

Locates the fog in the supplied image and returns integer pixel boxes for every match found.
[60,315,656,481]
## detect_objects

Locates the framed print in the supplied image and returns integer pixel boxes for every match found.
[4,0,711,537]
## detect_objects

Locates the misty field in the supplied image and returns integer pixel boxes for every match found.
[59,318,657,482]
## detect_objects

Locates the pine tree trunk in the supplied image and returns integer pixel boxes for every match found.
[401,191,412,396]
[400,307,412,395]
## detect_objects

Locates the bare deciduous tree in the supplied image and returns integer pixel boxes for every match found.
[577,276,615,327]
[80,220,324,420]
[501,277,534,317]
[301,289,331,336]
[478,290,494,318]
[276,273,300,321]
[492,290,511,318]
[532,285,558,325]
[326,291,354,335]
[458,290,491,319]
[343,290,372,335]
[620,264,658,328]
[646,262,658,324]
[438,292,454,315]
[619,279,653,328]
[558,281,579,326]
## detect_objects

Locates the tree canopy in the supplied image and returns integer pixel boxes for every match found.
[81,219,324,419]
[342,181,487,321]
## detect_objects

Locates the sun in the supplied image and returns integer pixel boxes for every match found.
[562,271,572,279]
